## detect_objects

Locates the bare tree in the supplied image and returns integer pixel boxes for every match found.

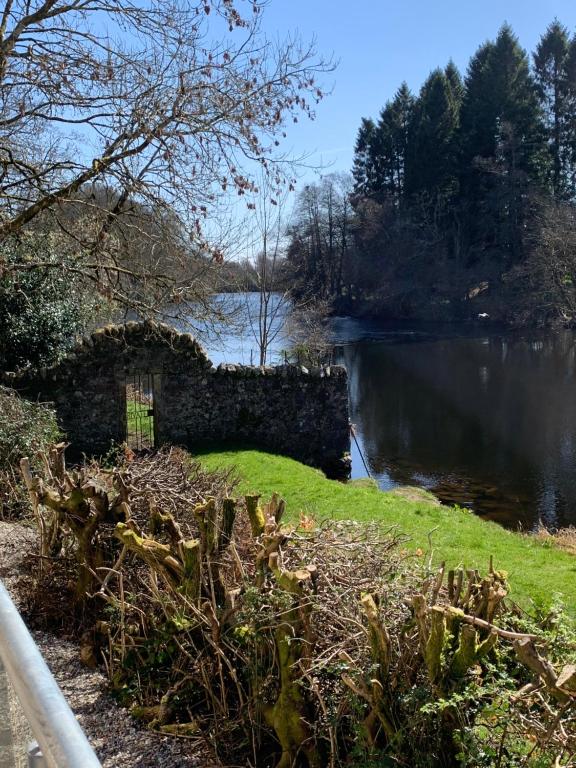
[287,172,354,305]
[505,198,576,325]
[0,0,332,312]
[244,172,290,365]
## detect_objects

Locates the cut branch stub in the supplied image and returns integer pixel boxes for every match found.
[179,539,201,602]
[360,592,391,676]
[354,592,397,746]
[245,494,265,537]
[265,551,320,768]
[425,606,446,685]
[556,664,576,697]
[412,594,429,654]
[220,498,237,552]
[513,638,570,703]
[449,625,497,679]
[149,504,183,544]
[263,493,286,524]
[450,625,476,679]
[48,442,67,482]
[194,499,218,555]
[255,531,286,587]
[20,456,46,557]
[114,522,183,586]
[268,551,311,594]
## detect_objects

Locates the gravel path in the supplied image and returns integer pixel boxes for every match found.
[0,521,36,610]
[0,521,220,768]
[0,522,35,767]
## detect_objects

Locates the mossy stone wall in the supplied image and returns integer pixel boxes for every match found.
[4,322,351,478]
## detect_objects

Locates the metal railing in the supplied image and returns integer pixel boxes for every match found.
[0,580,102,768]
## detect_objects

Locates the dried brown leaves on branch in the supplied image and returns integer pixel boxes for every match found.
[19,445,576,767]
[0,0,333,312]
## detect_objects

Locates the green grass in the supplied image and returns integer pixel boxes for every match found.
[126,399,154,447]
[197,448,576,612]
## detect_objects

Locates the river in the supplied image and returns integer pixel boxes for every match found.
[180,294,576,531]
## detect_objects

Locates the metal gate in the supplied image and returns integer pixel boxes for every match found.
[125,372,156,450]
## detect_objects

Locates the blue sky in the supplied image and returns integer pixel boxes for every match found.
[258,0,576,184]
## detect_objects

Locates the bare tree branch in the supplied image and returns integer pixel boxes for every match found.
[0,0,334,312]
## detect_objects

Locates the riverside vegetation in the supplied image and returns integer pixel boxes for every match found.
[1,389,575,767]
[287,22,576,328]
[1,3,575,763]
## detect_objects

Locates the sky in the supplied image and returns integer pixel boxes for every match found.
[257,0,576,185]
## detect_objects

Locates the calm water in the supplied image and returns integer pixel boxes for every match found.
[174,293,291,366]
[180,295,576,531]
[333,321,576,531]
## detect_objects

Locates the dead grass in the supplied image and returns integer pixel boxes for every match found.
[533,524,576,555]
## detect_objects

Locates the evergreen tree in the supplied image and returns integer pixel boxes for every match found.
[459,26,546,263]
[461,25,545,179]
[534,20,571,197]
[459,41,496,164]
[352,118,377,197]
[562,35,576,195]
[405,69,460,198]
[371,83,414,202]
[444,60,465,105]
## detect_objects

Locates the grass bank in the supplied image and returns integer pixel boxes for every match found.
[197,448,576,612]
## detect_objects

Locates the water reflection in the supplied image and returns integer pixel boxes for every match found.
[166,295,576,531]
[336,328,576,530]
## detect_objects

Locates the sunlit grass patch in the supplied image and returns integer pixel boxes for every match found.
[197,448,576,613]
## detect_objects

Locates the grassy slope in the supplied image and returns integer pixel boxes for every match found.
[198,448,576,612]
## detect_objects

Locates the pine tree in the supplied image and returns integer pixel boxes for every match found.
[371,82,414,202]
[445,60,465,105]
[534,20,571,197]
[461,25,545,179]
[459,26,547,263]
[352,118,377,197]
[562,35,576,195]
[459,41,496,164]
[404,69,460,198]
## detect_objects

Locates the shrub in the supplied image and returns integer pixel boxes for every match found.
[22,445,576,767]
[0,386,61,517]
[0,232,99,371]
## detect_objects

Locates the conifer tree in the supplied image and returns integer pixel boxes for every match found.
[444,60,465,106]
[561,35,576,196]
[459,41,496,164]
[371,83,414,202]
[352,118,377,197]
[459,26,546,263]
[461,25,545,178]
[405,69,460,198]
[534,20,572,197]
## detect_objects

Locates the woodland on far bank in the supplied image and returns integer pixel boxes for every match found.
[286,22,576,328]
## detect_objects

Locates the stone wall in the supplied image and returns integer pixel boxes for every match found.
[4,322,351,478]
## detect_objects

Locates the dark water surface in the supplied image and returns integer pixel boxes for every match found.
[179,295,576,530]
[333,320,576,530]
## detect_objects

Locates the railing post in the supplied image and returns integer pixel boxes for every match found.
[27,741,47,767]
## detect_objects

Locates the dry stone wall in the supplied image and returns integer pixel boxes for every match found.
[4,322,351,478]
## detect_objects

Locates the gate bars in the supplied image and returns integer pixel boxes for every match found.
[125,371,156,450]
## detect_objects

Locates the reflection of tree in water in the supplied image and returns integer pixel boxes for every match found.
[337,330,576,530]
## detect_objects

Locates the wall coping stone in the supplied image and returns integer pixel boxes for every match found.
[1,321,346,384]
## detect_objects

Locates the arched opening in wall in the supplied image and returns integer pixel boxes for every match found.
[125,371,157,449]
